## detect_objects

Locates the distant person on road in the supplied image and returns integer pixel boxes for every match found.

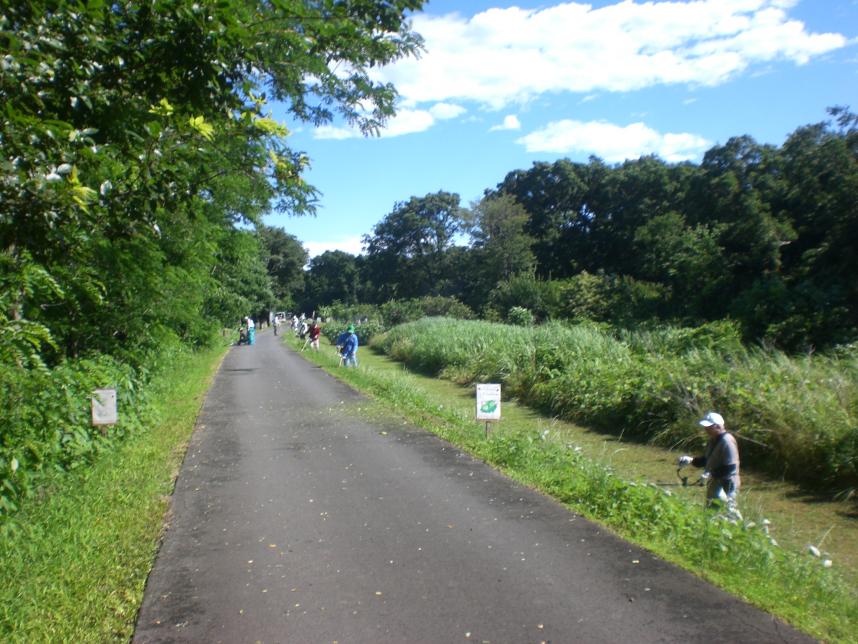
[273,315,280,336]
[246,316,256,345]
[340,324,358,367]
[678,412,741,516]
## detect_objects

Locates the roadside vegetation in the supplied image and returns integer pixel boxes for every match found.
[375,317,858,492]
[0,342,227,642]
[290,329,858,643]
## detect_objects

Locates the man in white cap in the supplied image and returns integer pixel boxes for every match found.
[678,412,741,513]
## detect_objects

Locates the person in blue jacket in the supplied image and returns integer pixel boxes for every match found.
[341,324,359,367]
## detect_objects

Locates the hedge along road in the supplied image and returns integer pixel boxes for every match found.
[133,330,814,644]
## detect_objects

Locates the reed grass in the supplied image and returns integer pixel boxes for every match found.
[375,318,858,491]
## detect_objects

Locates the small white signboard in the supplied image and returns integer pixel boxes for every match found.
[476,383,501,421]
[92,388,117,426]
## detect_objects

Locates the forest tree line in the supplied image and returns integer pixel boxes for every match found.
[283,109,857,353]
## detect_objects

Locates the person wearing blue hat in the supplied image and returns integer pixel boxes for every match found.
[678,412,741,513]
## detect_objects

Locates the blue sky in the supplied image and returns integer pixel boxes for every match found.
[266,0,858,258]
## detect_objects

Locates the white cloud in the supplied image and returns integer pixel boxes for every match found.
[429,102,467,119]
[517,119,711,162]
[490,114,521,131]
[378,109,436,137]
[373,0,846,109]
[304,236,364,258]
[314,125,357,140]
[313,103,465,140]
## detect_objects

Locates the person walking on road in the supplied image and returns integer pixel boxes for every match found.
[678,412,741,517]
[340,324,359,367]
[246,316,256,345]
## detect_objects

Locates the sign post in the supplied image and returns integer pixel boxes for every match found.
[91,388,117,428]
[475,383,501,437]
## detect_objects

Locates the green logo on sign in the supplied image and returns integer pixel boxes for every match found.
[480,400,498,414]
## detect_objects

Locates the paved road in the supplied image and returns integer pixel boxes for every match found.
[133,330,814,644]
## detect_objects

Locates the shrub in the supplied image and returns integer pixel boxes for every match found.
[487,273,561,321]
[380,299,423,327]
[0,343,185,520]
[416,295,475,320]
[318,302,381,325]
[507,306,534,326]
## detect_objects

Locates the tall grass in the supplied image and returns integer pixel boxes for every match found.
[374,318,858,490]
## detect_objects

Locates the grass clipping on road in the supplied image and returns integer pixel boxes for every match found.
[294,332,858,644]
[0,343,227,643]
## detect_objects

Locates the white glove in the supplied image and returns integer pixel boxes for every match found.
[677,455,693,466]
[700,471,711,481]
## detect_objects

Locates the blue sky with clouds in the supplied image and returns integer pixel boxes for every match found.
[266,0,857,258]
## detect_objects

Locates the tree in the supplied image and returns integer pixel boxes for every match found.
[258,225,307,310]
[204,229,274,328]
[760,109,858,348]
[362,191,465,300]
[301,250,361,310]
[495,159,591,278]
[584,156,696,277]
[687,136,794,300]
[0,0,426,362]
[464,194,535,310]
[632,211,725,319]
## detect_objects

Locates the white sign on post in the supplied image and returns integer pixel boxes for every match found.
[92,388,117,426]
[476,383,501,421]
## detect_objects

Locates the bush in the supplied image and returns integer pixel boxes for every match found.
[322,320,385,347]
[0,344,180,520]
[507,306,534,326]
[487,273,561,321]
[416,295,475,320]
[318,302,381,325]
[380,299,423,327]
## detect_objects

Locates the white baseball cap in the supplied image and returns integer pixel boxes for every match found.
[698,411,725,427]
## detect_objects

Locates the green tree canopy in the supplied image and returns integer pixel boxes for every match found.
[362,191,464,300]
[463,193,535,310]
[301,250,361,311]
[0,0,426,363]
[258,224,308,311]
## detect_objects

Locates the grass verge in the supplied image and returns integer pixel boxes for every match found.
[290,334,858,644]
[0,342,228,643]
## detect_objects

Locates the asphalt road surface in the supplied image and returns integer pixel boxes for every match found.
[133,330,815,644]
